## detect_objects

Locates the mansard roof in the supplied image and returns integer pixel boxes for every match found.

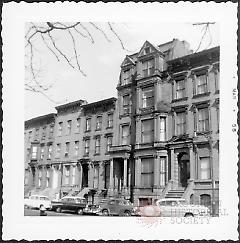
[25,113,56,128]
[167,46,220,73]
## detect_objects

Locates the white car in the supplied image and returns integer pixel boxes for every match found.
[24,195,52,210]
[138,198,210,217]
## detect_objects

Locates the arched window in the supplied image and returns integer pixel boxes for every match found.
[200,194,211,208]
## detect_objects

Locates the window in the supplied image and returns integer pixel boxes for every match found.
[106,136,113,152]
[84,139,90,156]
[49,125,54,138]
[96,116,102,130]
[67,120,72,135]
[144,46,151,55]
[159,157,166,187]
[86,118,91,131]
[141,119,154,143]
[198,108,209,132]
[38,169,42,187]
[216,107,219,132]
[46,169,50,187]
[76,118,81,132]
[48,144,52,159]
[28,131,32,141]
[200,194,211,209]
[175,79,185,99]
[123,94,130,115]
[31,146,38,159]
[176,112,186,135]
[141,158,154,187]
[199,157,211,179]
[40,145,44,160]
[214,70,219,92]
[142,59,154,77]
[74,141,79,156]
[42,126,46,139]
[72,166,76,185]
[56,143,61,158]
[58,122,63,136]
[93,165,99,188]
[159,117,166,141]
[35,129,39,139]
[95,137,101,154]
[122,125,129,145]
[195,74,208,95]
[122,69,131,85]
[65,142,70,157]
[142,86,154,108]
[64,166,70,185]
[107,114,113,128]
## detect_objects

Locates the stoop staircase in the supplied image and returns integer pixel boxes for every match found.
[165,188,185,199]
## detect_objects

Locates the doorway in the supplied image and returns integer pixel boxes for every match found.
[82,163,88,187]
[178,153,190,188]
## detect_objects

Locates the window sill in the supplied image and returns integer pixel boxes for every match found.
[85,130,91,133]
[94,153,100,156]
[196,131,211,136]
[83,154,89,157]
[193,92,211,99]
[172,97,188,103]
[119,114,130,118]
[95,128,102,132]
[105,152,110,155]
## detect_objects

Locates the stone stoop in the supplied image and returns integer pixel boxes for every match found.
[165,189,185,198]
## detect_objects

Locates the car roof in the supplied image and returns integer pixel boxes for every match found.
[156,198,186,202]
[30,195,49,198]
[62,196,85,200]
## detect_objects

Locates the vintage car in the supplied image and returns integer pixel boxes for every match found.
[24,195,52,210]
[137,198,210,217]
[51,196,87,215]
[97,198,137,216]
[83,204,100,215]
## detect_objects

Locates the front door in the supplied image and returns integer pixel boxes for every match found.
[178,153,190,188]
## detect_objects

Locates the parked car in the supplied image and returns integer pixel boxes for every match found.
[83,204,100,215]
[97,198,136,216]
[24,195,52,210]
[51,196,87,215]
[137,198,210,217]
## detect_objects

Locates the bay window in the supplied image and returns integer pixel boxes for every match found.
[141,119,154,143]
[142,86,154,108]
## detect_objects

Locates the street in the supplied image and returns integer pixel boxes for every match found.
[24,208,94,216]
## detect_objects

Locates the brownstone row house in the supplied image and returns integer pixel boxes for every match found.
[25,39,219,214]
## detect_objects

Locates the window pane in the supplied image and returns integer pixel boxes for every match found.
[200,157,210,179]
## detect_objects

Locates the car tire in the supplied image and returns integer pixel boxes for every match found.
[184,213,194,217]
[123,210,131,217]
[77,208,83,215]
[56,207,62,213]
[102,209,109,216]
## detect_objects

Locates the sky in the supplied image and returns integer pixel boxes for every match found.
[25,22,219,120]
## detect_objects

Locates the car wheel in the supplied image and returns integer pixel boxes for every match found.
[184,213,194,217]
[56,207,62,213]
[123,210,131,217]
[102,209,109,216]
[77,208,83,215]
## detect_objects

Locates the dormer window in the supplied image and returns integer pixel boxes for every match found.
[144,47,151,55]
[122,69,131,85]
[142,59,154,77]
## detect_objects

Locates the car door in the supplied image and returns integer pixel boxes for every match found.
[108,200,116,215]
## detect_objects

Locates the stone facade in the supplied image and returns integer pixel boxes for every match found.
[25,39,219,214]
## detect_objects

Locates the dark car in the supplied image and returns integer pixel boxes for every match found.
[51,196,87,215]
[97,199,136,216]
